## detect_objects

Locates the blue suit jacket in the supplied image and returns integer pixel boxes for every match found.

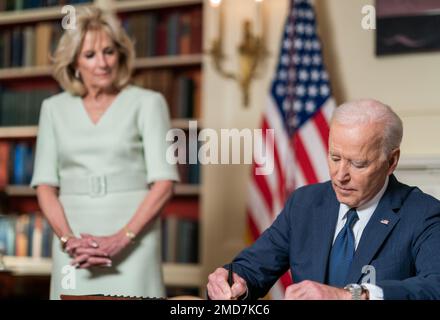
[232,175,440,299]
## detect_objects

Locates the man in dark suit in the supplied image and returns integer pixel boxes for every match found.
[207,99,440,300]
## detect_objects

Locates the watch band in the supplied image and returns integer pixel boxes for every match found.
[60,233,74,250]
[124,226,136,242]
[344,284,363,300]
[360,284,370,300]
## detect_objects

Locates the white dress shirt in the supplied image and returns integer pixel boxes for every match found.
[332,176,389,300]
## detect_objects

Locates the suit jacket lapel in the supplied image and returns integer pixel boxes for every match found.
[310,184,340,283]
[346,175,406,284]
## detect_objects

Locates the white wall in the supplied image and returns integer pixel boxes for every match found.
[202,0,289,276]
[315,0,440,155]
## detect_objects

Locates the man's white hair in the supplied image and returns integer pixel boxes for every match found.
[331,99,403,156]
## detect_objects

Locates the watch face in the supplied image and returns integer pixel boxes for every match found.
[345,284,360,290]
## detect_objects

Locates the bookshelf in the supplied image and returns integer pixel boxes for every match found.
[3,184,200,197]
[0,3,93,26]
[0,0,205,298]
[112,0,202,12]
[0,55,202,79]
[3,256,203,287]
[0,126,38,138]
[0,119,203,138]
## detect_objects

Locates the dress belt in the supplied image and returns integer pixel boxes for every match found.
[59,173,147,197]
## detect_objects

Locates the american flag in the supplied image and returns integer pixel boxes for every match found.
[247,0,336,299]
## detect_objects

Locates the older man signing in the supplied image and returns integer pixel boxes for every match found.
[207,99,440,300]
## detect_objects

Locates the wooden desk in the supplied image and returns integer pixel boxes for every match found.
[0,272,50,299]
[0,271,15,299]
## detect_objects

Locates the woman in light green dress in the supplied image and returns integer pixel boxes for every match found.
[30,8,178,300]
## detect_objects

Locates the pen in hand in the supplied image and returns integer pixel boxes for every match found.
[228,263,233,287]
[228,263,237,300]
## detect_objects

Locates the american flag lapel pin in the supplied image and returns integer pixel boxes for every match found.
[380,219,390,225]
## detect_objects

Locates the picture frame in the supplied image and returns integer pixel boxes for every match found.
[376,0,440,55]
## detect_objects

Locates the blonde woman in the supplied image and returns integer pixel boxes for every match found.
[31,7,178,299]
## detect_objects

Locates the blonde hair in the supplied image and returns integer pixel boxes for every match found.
[52,7,135,96]
[331,99,403,156]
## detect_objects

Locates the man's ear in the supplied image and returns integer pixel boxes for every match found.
[387,148,400,175]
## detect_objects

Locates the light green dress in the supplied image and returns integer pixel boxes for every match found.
[30,85,179,300]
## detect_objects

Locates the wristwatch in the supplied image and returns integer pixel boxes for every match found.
[344,283,366,300]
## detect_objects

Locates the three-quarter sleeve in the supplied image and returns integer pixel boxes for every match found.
[30,100,60,188]
[140,92,179,184]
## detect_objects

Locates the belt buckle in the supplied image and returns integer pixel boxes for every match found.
[88,175,107,197]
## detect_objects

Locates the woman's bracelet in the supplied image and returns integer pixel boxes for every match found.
[124,226,136,242]
[60,233,75,250]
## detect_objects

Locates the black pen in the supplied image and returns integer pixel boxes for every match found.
[228,263,233,287]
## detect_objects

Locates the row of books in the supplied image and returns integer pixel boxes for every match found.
[161,215,198,264]
[0,211,197,263]
[0,9,202,69]
[0,22,62,68]
[0,74,197,126]
[0,88,58,126]
[0,212,53,258]
[122,7,202,57]
[0,140,200,188]
[0,141,35,188]
[177,163,200,185]
[133,69,201,119]
[0,0,90,11]
[169,136,201,185]
[0,79,199,125]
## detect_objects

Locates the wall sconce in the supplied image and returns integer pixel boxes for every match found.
[208,0,268,107]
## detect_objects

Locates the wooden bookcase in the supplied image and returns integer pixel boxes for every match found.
[0,0,205,298]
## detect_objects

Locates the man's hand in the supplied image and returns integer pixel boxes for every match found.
[284,280,352,300]
[207,267,248,300]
